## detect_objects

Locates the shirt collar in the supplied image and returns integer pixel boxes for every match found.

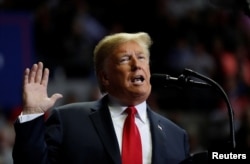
[108,95,147,124]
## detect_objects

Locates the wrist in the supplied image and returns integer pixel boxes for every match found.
[22,107,45,114]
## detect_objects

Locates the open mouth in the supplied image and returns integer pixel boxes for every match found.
[131,75,145,84]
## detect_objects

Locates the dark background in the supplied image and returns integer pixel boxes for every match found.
[0,0,250,163]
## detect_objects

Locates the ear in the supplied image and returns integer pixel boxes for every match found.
[99,71,109,86]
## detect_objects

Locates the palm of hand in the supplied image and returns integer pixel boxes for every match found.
[23,82,53,113]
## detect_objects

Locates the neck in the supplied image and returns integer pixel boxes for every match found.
[108,94,146,107]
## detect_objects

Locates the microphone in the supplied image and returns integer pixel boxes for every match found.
[209,0,250,16]
[150,73,211,88]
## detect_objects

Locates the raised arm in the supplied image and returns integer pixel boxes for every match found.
[22,62,63,114]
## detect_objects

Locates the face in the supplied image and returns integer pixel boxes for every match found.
[100,41,151,105]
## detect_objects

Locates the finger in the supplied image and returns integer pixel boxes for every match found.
[41,68,49,87]
[35,62,44,83]
[23,68,30,85]
[29,63,38,83]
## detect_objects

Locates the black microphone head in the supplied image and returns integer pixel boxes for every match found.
[150,74,167,87]
[150,73,180,88]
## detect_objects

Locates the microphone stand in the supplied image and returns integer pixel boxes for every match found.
[183,68,236,150]
[170,69,236,163]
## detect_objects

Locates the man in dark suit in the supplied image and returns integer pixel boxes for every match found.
[12,32,190,164]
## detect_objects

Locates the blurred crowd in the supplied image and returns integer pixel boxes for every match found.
[1,0,250,163]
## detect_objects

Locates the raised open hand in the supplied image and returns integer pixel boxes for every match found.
[22,62,63,114]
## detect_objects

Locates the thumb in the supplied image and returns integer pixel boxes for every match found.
[50,93,63,103]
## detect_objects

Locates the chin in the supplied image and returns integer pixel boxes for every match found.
[132,90,151,99]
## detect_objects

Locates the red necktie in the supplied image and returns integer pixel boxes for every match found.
[122,106,142,164]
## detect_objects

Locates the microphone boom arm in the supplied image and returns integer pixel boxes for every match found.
[183,68,236,149]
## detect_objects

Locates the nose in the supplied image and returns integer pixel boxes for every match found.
[131,56,141,71]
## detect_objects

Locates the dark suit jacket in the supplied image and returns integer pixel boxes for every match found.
[13,95,190,164]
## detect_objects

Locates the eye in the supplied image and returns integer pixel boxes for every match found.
[138,56,145,60]
[138,54,147,61]
[120,55,130,63]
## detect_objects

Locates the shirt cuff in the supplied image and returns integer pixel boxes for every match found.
[18,113,44,123]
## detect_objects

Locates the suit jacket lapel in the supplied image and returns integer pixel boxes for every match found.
[89,96,121,164]
[148,108,169,164]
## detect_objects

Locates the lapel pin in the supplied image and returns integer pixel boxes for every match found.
[158,124,162,130]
